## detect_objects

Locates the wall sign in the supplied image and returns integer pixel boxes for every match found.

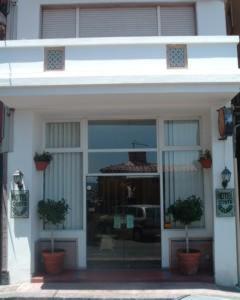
[218,107,233,140]
[11,190,29,218]
[216,188,235,217]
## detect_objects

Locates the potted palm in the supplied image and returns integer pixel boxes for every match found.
[199,150,212,169]
[34,152,52,171]
[167,195,203,275]
[38,199,69,275]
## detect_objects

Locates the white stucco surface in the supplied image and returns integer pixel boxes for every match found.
[15,0,227,39]
[5,99,236,285]
[0,36,239,89]
[210,107,238,286]
[7,112,42,283]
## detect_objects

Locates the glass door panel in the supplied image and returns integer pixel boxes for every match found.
[87,176,161,269]
[123,176,161,269]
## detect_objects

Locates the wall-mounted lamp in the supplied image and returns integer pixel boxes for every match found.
[221,167,231,189]
[13,170,23,190]
[11,170,29,218]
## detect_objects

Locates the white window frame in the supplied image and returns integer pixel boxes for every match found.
[161,117,205,230]
[44,120,84,230]
[87,119,159,176]
[41,115,206,269]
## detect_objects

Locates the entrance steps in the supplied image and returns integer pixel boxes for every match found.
[32,269,213,284]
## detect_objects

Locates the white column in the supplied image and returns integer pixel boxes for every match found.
[211,106,238,286]
[7,111,42,284]
[196,0,226,35]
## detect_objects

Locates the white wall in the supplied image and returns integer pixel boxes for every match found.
[210,105,238,287]
[6,104,239,286]
[15,0,227,40]
[7,111,43,283]
[196,0,226,35]
[0,36,238,91]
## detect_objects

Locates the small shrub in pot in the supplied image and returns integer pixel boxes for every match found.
[168,195,203,275]
[38,198,69,274]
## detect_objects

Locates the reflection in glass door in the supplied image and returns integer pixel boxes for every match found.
[87,176,161,269]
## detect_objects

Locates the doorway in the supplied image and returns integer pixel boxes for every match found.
[87,175,161,269]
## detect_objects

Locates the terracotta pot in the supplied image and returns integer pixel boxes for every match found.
[199,159,212,169]
[164,223,172,229]
[35,161,49,171]
[42,250,65,275]
[177,249,201,275]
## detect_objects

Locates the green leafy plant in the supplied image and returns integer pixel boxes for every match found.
[34,152,52,162]
[167,195,203,253]
[199,149,212,161]
[38,199,69,253]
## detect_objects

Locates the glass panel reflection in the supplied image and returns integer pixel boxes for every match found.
[163,151,204,228]
[87,176,161,269]
[89,152,157,173]
[88,120,157,149]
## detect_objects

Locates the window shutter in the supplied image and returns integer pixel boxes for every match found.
[160,6,196,36]
[41,8,76,39]
[78,7,158,37]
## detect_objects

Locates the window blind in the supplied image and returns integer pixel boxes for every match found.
[41,8,76,38]
[41,5,196,38]
[45,153,83,230]
[160,6,196,36]
[78,7,158,37]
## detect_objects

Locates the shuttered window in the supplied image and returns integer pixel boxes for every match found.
[41,5,196,39]
[78,7,158,37]
[42,8,76,39]
[160,6,196,36]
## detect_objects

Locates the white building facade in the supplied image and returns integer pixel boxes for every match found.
[0,0,240,287]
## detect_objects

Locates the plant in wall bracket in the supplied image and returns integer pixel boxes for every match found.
[38,198,69,275]
[167,195,203,275]
[34,151,52,171]
[199,149,212,169]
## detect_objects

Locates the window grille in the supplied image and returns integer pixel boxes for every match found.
[44,47,65,71]
[167,45,187,69]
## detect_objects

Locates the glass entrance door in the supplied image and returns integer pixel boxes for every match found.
[87,176,161,269]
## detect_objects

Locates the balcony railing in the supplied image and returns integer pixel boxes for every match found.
[0,36,239,87]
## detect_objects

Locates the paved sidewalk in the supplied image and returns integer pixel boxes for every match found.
[0,282,239,299]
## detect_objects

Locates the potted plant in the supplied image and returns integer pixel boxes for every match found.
[34,152,52,171]
[38,198,69,275]
[199,149,212,169]
[167,195,203,275]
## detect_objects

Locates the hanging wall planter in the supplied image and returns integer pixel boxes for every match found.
[34,152,52,171]
[199,150,212,169]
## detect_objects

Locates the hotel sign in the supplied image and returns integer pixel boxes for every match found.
[11,190,29,218]
[216,189,235,217]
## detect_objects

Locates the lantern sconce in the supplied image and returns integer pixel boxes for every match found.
[13,170,24,190]
[221,167,231,189]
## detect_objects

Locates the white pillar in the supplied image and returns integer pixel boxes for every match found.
[7,111,42,284]
[211,106,238,286]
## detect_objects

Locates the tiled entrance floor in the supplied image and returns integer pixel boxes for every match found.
[32,269,214,283]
